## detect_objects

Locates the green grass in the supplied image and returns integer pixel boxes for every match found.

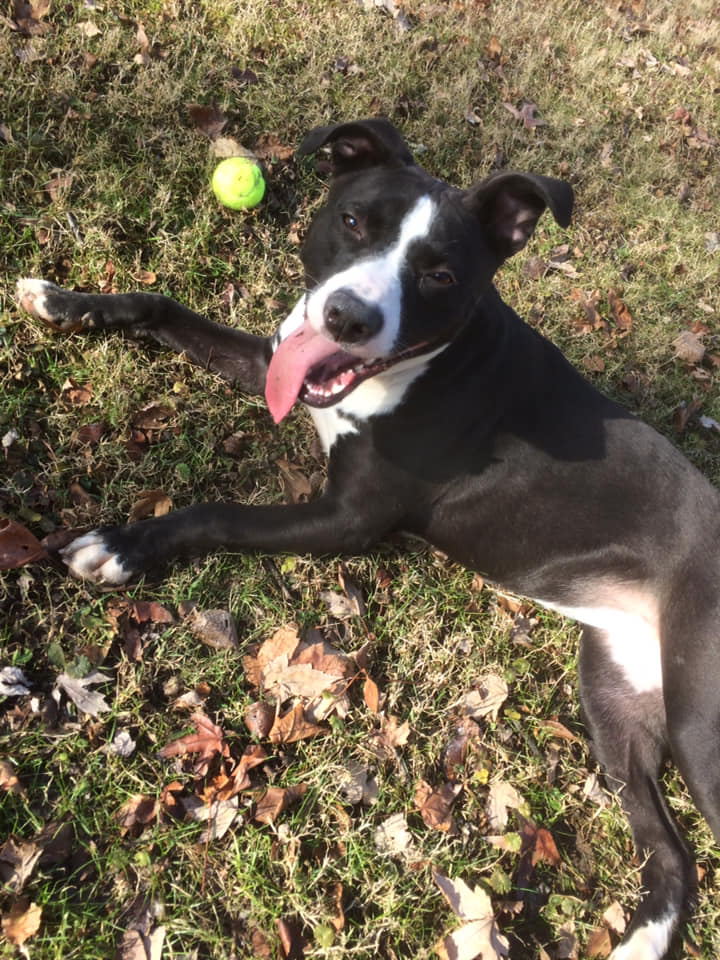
[2,0,720,957]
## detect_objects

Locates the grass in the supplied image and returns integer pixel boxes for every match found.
[1,0,720,957]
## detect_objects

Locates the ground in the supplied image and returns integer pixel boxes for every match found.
[1,1,719,958]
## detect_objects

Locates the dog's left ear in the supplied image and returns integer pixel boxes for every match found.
[297,118,415,175]
[464,172,574,260]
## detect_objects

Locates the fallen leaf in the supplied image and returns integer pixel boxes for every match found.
[77,19,101,37]
[268,702,326,745]
[516,817,562,889]
[556,920,579,959]
[186,607,238,650]
[415,780,462,832]
[187,101,227,139]
[254,784,308,825]
[0,518,49,569]
[0,838,41,892]
[275,456,312,504]
[276,916,308,960]
[180,794,238,840]
[363,675,380,713]
[61,376,92,405]
[673,330,705,363]
[503,99,546,130]
[1,898,42,947]
[0,760,25,797]
[56,670,111,716]
[116,795,158,837]
[602,901,627,935]
[254,133,295,161]
[243,626,301,689]
[245,700,275,738]
[35,822,73,867]
[0,666,32,696]
[374,812,414,857]
[338,761,378,805]
[159,713,230,773]
[608,289,633,333]
[110,730,136,757]
[128,489,172,522]
[486,780,524,832]
[433,870,509,960]
[586,926,613,958]
[443,718,480,779]
[537,719,580,743]
[116,919,166,960]
[459,675,508,722]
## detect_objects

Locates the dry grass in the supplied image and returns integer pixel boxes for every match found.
[1,0,719,957]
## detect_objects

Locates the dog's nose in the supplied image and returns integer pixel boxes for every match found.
[323,289,383,344]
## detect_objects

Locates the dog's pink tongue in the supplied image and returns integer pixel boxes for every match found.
[265,321,340,424]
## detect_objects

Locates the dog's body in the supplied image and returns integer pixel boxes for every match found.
[17,119,719,959]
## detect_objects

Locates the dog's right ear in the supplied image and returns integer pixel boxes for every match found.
[297,118,415,175]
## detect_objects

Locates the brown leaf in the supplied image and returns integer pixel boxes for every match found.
[159,713,230,769]
[673,330,706,364]
[268,702,326,744]
[187,102,227,139]
[254,783,308,825]
[415,780,462,833]
[503,99,546,130]
[254,133,295,161]
[276,917,308,959]
[75,421,106,445]
[115,795,158,837]
[0,838,41,892]
[433,870,510,959]
[586,926,613,958]
[0,517,49,569]
[1,898,42,946]
[44,174,74,202]
[673,399,702,434]
[537,719,580,743]
[243,625,301,689]
[60,376,92,405]
[35,821,73,867]
[363,675,380,713]
[608,289,633,333]
[127,490,173,523]
[517,817,562,888]
[443,718,480,779]
[275,456,312,504]
[186,607,238,650]
[245,701,275,738]
[582,354,605,374]
[0,760,25,797]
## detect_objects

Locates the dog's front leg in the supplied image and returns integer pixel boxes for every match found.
[60,491,395,586]
[16,278,272,395]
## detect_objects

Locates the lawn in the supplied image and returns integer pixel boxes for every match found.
[1,0,719,957]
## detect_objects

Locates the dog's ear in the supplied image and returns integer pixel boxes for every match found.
[297,118,415,175]
[464,172,573,260]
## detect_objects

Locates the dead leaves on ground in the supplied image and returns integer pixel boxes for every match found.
[434,870,510,960]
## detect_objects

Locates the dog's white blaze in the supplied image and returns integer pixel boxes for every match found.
[610,912,675,960]
[276,296,307,341]
[304,194,436,359]
[537,600,662,693]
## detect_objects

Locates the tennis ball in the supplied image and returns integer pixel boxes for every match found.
[211,157,265,210]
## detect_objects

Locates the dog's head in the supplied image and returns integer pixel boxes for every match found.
[265,118,573,424]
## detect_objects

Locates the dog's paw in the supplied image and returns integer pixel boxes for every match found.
[60,531,135,586]
[16,278,86,333]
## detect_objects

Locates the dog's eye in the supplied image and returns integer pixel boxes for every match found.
[342,213,360,232]
[425,270,456,287]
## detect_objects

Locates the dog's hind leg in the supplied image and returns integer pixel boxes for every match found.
[578,627,693,960]
[16,278,272,394]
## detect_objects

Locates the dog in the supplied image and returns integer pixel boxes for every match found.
[17,118,719,960]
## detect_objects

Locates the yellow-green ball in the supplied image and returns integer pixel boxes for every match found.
[211,157,265,210]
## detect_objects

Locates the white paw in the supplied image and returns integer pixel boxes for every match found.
[60,531,134,586]
[16,278,60,321]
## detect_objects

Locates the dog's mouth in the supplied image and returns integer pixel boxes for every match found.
[265,318,436,424]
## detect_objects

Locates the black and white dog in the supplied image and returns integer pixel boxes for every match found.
[17,119,719,959]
